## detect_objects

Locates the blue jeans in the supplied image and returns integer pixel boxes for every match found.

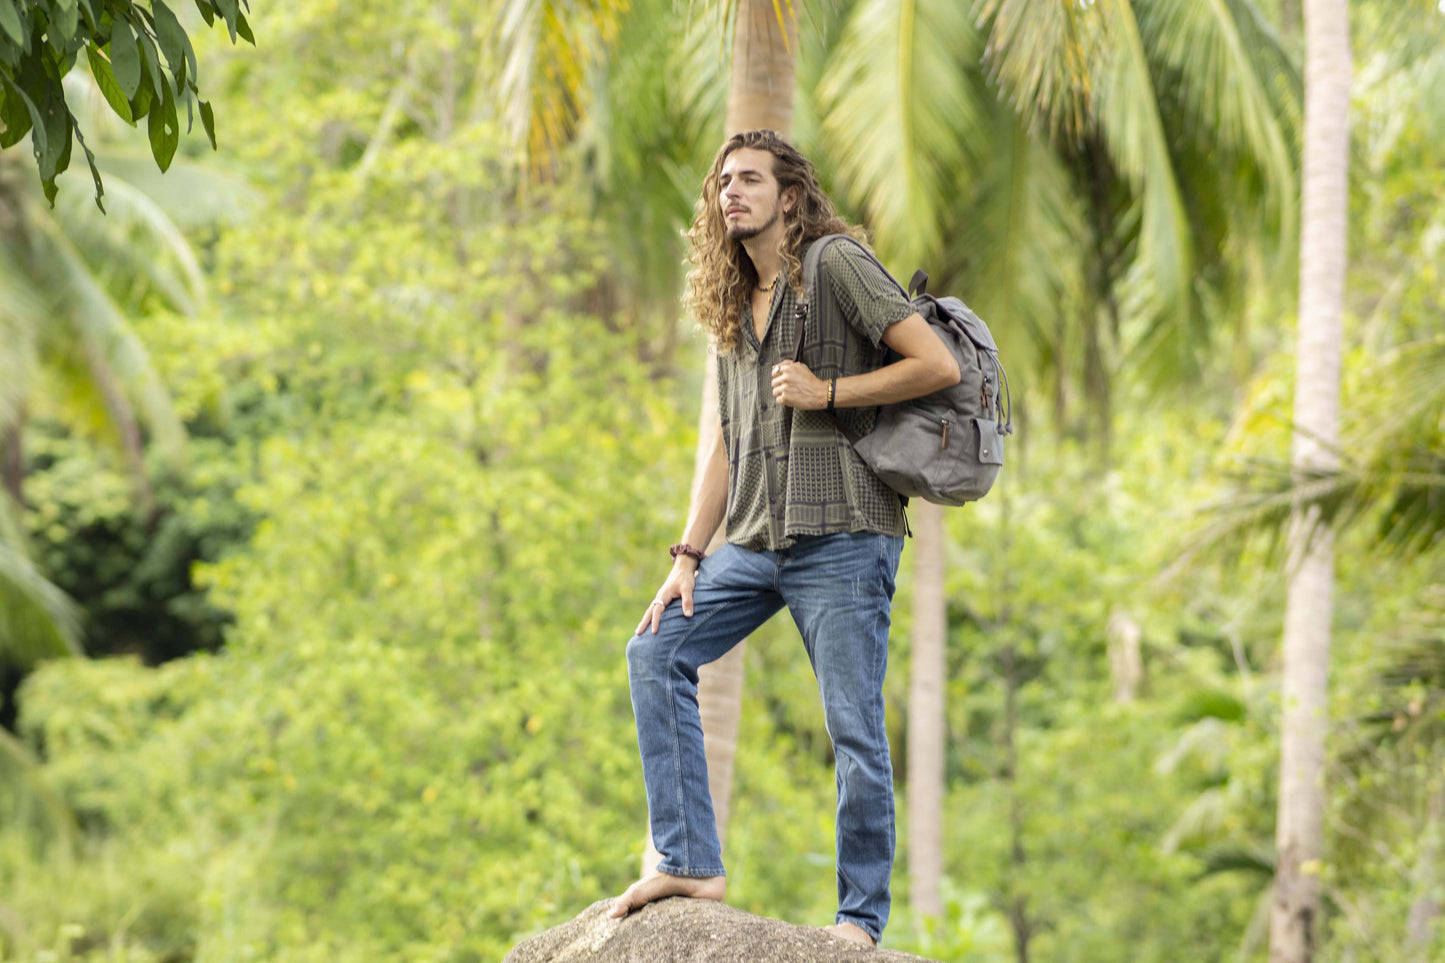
[625,531,905,942]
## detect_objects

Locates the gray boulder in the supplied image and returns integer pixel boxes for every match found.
[504,898,941,963]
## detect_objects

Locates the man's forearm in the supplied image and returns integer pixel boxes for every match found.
[678,427,729,553]
[833,356,957,408]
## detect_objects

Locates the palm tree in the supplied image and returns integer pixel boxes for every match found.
[816,0,1297,932]
[497,0,1302,930]
[908,500,947,918]
[0,67,235,664]
[1269,0,1350,958]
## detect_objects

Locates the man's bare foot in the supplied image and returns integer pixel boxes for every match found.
[823,922,877,947]
[607,872,726,919]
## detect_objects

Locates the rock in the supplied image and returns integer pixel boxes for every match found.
[504,897,941,963]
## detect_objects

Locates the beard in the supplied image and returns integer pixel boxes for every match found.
[725,204,780,242]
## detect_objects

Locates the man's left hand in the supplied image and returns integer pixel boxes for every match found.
[771,360,827,409]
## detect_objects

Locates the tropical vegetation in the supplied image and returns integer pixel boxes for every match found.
[0,1,1441,961]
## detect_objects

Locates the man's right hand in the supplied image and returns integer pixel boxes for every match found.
[635,558,701,635]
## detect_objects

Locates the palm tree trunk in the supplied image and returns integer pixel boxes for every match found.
[1001,640,1031,963]
[645,0,800,875]
[723,0,799,136]
[1268,1,1350,960]
[909,501,947,920]
[1106,609,1143,703]
[694,0,798,855]
[1405,779,1444,960]
[1,409,23,506]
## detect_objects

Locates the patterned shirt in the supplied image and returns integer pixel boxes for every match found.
[718,238,914,551]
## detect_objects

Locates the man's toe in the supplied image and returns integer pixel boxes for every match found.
[607,891,633,919]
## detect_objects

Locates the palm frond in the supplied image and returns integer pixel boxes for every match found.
[951,108,1089,387]
[0,725,78,849]
[1161,785,1232,854]
[88,152,258,231]
[970,0,1105,141]
[674,2,732,150]
[1195,843,1275,879]
[0,245,43,434]
[816,0,984,271]
[1156,716,1233,778]
[572,0,727,335]
[49,173,206,315]
[1093,0,1196,351]
[1140,0,1298,235]
[0,539,82,666]
[1170,335,1445,572]
[1358,0,1445,76]
[26,218,186,456]
[495,0,633,171]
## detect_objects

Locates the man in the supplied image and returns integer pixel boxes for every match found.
[608,129,959,947]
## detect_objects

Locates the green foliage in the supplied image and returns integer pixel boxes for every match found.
[20,426,252,663]
[1,2,1441,963]
[0,0,249,208]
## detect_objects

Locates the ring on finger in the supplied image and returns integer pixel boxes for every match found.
[650,599,665,608]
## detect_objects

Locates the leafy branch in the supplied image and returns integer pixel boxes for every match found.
[0,0,254,210]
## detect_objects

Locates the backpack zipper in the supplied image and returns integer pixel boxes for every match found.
[940,418,951,450]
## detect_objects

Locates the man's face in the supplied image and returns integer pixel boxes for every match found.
[719,147,790,242]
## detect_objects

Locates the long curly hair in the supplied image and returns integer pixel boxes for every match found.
[684,130,868,353]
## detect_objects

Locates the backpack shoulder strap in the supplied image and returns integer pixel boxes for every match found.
[794,234,869,447]
[794,233,872,360]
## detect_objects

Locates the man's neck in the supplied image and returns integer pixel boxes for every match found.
[741,233,783,290]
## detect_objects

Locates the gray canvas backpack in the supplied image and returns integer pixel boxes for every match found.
[796,234,1013,507]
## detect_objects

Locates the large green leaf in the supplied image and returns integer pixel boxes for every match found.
[147,76,179,171]
[0,0,24,46]
[35,85,71,182]
[108,19,141,99]
[129,69,154,121]
[85,45,135,125]
[51,0,79,44]
[136,28,166,98]
[213,0,239,42]
[496,0,633,168]
[151,0,199,87]
[199,98,215,148]
[0,75,37,148]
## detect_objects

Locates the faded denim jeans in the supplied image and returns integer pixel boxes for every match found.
[625,531,905,942]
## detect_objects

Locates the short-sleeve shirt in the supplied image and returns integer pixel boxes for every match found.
[717,238,914,551]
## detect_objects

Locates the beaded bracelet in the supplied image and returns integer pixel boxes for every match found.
[826,378,837,412]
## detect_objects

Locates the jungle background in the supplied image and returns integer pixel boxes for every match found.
[1,0,1442,960]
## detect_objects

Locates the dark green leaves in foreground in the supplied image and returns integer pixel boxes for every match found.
[0,0,255,210]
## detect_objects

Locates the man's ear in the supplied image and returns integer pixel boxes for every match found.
[782,185,800,214]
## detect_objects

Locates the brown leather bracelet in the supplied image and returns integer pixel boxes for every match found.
[669,543,706,564]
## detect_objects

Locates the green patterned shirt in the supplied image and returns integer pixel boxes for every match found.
[717,239,913,551]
